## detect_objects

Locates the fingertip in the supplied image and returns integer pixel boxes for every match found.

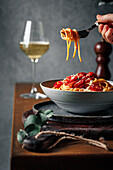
[95,21,98,24]
[99,24,104,32]
[109,28,113,34]
[104,28,113,44]
[105,24,109,31]
[96,14,102,19]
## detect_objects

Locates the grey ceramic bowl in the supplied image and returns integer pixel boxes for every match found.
[40,80,113,114]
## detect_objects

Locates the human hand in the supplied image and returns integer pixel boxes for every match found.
[96,14,113,44]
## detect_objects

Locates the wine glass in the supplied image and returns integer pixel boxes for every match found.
[20,20,49,99]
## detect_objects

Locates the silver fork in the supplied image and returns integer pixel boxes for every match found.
[78,22,100,38]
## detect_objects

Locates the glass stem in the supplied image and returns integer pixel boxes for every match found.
[31,59,38,94]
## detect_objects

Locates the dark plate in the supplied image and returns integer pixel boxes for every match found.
[33,101,113,125]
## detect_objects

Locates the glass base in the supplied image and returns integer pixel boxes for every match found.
[20,92,47,99]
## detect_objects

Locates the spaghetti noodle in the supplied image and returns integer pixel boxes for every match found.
[60,28,82,62]
[53,72,113,92]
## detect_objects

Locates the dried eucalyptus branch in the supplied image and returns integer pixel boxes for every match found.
[47,136,79,150]
[35,130,108,151]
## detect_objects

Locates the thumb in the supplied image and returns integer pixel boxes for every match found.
[96,14,113,23]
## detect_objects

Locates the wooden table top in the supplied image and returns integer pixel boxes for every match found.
[10,83,113,170]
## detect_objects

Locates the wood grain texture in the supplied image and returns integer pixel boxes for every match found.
[10,83,113,170]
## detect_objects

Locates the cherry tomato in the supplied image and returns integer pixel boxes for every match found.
[68,81,77,88]
[70,75,78,82]
[54,81,63,88]
[86,72,97,78]
[76,72,87,79]
[90,84,102,91]
[73,78,85,88]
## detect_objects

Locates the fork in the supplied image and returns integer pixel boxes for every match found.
[78,23,100,38]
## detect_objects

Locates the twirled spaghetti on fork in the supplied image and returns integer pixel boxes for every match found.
[60,28,82,62]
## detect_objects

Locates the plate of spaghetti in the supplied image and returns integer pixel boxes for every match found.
[53,72,113,92]
[40,72,113,114]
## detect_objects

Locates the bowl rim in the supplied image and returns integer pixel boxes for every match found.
[40,79,113,94]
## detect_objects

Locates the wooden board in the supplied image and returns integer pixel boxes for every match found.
[10,83,113,170]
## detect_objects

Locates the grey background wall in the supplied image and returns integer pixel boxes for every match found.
[0,0,113,169]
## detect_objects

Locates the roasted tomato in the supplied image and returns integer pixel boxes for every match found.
[90,84,102,91]
[86,72,97,78]
[73,77,85,88]
[76,72,87,79]
[54,81,63,88]
[68,81,77,88]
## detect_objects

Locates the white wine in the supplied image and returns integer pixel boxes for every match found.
[20,41,50,60]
